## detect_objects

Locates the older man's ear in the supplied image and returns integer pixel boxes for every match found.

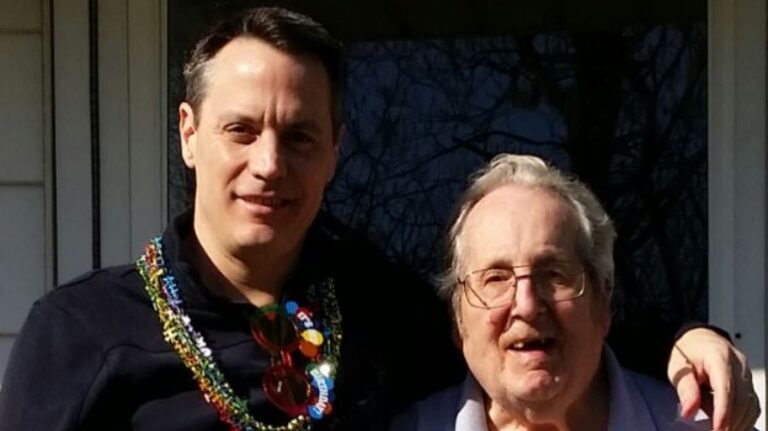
[596,278,613,336]
[451,303,464,349]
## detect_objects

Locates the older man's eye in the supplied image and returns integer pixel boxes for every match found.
[536,265,578,286]
[481,269,514,286]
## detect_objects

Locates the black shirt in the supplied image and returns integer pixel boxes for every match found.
[0,211,464,430]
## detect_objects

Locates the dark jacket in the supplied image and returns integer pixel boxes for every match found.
[0,210,464,431]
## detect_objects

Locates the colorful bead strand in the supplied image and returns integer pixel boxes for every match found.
[136,237,342,431]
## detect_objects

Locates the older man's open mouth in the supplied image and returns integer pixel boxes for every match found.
[509,337,556,352]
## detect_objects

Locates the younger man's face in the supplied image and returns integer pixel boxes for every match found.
[179,37,339,258]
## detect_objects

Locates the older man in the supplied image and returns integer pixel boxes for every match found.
[394,154,760,431]
[0,8,757,431]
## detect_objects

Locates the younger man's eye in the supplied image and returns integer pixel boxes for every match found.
[225,124,256,142]
[284,130,316,148]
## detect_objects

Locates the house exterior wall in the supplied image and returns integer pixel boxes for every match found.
[0,0,52,376]
[0,0,165,380]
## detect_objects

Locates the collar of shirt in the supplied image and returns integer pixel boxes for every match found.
[453,346,674,431]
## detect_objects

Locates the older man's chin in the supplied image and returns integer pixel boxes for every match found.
[484,379,569,427]
[499,371,565,406]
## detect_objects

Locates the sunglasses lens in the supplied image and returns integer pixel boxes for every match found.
[298,338,319,357]
[251,305,299,352]
[263,364,313,416]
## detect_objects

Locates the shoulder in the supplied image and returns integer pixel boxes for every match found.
[40,264,143,315]
[50,264,140,300]
[23,264,154,349]
[0,264,149,429]
[623,369,681,417]
[390,382,464,431]
[390,373,489,431]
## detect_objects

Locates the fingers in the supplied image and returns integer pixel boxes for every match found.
[669,343,702,418]
[675,372,703,418]
[670,328,759,431]
[708,360,733,430]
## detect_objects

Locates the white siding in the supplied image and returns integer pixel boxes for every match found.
[0,0,41,31]
[0,35,44,183]
[53,0,92,282]
[0,0,51,380]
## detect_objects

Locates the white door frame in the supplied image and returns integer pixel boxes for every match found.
[708,0,767,428]
[97,0,167,267]
[53,0,167,280]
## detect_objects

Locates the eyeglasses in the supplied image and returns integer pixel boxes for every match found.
[459,262,586,309]
[249,302,332,418]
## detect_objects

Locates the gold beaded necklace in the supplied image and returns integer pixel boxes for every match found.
[136,237,343,431]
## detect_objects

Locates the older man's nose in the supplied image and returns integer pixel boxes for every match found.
[248,130,287,180]
[511,279,544,321]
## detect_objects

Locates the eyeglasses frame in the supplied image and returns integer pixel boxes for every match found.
[458,262,588,310]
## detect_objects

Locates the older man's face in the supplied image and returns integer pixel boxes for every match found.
[457,184,610,420]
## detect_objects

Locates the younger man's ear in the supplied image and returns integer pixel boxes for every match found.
[179,102,198,169]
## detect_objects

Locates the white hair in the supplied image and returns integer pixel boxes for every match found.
[439,154,616,310]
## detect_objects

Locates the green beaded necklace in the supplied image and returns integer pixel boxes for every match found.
[136,237,343,431]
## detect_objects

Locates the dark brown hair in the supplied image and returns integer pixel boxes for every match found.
[183,7,344,131]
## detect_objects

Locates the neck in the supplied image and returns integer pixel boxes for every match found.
[486,365,610,431]
[190,216,301,307]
